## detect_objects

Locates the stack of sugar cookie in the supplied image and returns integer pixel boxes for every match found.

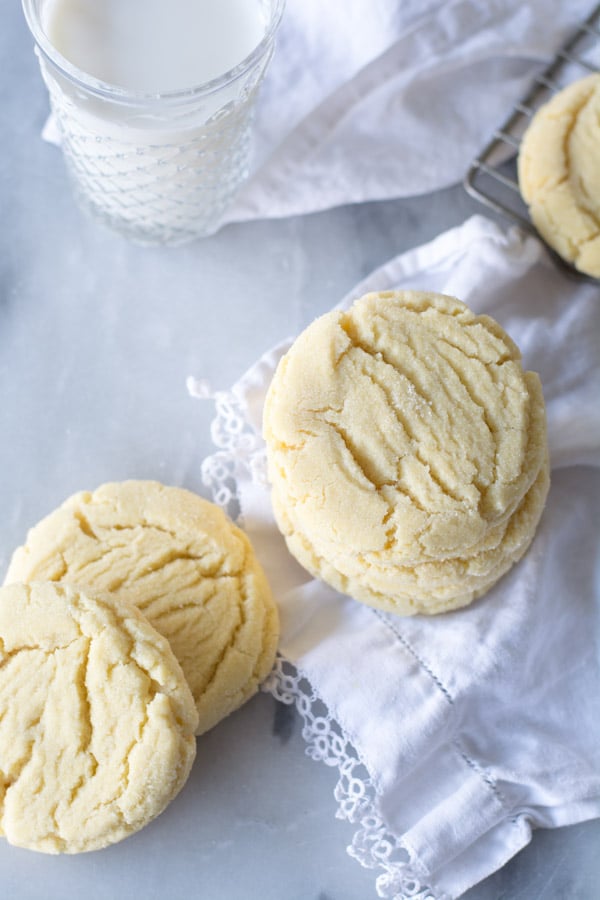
[518,72,600,279]
[0,481,278,853]
[263,290,549,616]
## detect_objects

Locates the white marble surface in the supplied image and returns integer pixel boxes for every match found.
[2,5,600,899]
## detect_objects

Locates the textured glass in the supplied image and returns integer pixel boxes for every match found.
[24,0,283,245]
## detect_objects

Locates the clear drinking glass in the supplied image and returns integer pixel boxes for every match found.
[21,0,284,245]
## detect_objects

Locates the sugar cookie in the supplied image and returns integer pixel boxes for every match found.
[263,291,549,615]
[0,581,197,853]
[518,73,600,278]
[4,481,279,735]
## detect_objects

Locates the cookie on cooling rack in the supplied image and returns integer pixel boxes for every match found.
[263,290,549,616]
[4,480,279,735]
[0,581,197,853]
[518,72,600,278]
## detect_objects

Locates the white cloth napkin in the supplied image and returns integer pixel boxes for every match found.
[43,0,597,225]
[190,216,600,900]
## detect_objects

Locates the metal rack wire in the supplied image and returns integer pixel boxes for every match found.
[463,3,600,278]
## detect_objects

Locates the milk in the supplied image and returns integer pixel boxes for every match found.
[27,0,282,244]
[43,0,267,93]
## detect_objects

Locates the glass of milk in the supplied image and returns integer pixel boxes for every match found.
[21,0,285,244]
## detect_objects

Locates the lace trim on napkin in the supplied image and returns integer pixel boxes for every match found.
[190,378,269,520]
[191,378,441,900]
[263,656,441,900]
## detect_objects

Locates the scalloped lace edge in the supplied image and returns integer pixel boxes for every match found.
[193,380,440,900]
[263,656,440,900]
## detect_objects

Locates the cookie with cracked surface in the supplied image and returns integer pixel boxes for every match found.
[0,581,197,853]
[263,290,549,615]
[4,481,279,735]
[270,452,549,615]
[518,73,600,278]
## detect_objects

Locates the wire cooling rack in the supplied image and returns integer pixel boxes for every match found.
[463,3,600,277]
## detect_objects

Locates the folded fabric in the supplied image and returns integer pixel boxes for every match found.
[226,0,598,222]
[191,216,600,900]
